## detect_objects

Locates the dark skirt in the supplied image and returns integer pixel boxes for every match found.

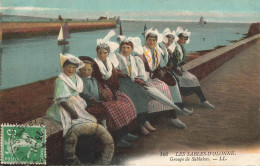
[118,77,150,114]
[87,104,107,122]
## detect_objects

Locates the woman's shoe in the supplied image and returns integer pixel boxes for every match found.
[116,139,132,148]
[169,118,186,129]
[180,107,194,116]
[201,101,215,109]
[140,126,150,136]
[122,133,139,141]
[144,121,157,131]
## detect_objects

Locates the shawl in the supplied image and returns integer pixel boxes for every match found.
[172,42,187,66]
[176,43,184,61]
[58,72,83,93]
[158,42,169,67]
[116,53,139,81]
[94,57,113,80]
[142,45,164,71]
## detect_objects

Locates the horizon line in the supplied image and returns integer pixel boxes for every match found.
[121,18,253,24]
[2,14,255,24]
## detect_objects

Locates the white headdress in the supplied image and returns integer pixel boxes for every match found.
[118,35,144,55]
[162,28,179,43]
[176,26,191,44]
[117,35,126,43]
[96,30,119,53]
[59,53,84,69]
[144,28,164,44]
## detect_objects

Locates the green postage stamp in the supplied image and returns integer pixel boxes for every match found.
[1,124,46,165]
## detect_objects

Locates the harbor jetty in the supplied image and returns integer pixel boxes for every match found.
[2,20,117,39]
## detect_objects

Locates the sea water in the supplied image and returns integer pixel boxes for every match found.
[0,21,250,90]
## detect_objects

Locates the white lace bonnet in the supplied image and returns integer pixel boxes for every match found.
[59,53,84,69]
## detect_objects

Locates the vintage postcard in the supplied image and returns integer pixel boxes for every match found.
[0,0,259,165]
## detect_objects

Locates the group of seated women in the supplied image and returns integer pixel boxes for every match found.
[46,26,215,149]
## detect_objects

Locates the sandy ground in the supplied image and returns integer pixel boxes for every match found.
[112,42,260,164]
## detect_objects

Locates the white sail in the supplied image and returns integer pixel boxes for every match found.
[57,26,64,41]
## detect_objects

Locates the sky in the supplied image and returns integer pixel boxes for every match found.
[1,0,260,23]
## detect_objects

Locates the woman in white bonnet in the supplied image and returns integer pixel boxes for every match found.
[93,31,138,148]
[158,28,194,115]
[115,39,157,135]
[121,33,189,129]
[46,53,97,136]
[167,26,215,109]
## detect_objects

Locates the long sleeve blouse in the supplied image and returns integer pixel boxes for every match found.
[79,76,100,105]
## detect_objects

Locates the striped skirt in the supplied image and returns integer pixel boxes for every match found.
[146,78,173,113]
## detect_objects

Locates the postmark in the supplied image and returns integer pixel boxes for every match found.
[1,124,46,165]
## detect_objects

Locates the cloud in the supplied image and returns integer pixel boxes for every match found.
[1,6,61,11]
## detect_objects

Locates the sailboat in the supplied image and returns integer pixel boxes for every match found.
[142,23,147,36]
[119,22,123,36]
[57,22,70,45]
[0,12,2,44]
[116,16,121,25]
[198,16,206,26]
[117,22,123,41]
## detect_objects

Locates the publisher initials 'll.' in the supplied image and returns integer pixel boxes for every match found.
[219,156,227,161]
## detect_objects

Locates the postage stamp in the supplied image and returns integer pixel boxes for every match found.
[1,124,46,165]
